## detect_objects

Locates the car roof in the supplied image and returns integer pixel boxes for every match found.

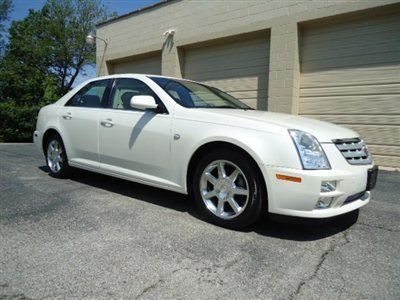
[87,74,198,84]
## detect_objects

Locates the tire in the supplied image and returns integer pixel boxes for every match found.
[192,148,266,229]
[44,133,71,178]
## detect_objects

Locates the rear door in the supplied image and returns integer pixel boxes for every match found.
[98,78,174,187]
[59,79,111,169]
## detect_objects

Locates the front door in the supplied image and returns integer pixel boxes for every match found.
[98,78,173,187]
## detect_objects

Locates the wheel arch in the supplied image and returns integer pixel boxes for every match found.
[42,128,63,155]
[186,140,268,201]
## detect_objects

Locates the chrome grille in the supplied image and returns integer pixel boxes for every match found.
[333,138,372,165]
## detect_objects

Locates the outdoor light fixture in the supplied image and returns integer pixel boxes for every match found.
[85,34,96,45]
[86,33,108,45]
[85,33,108,46]
[85,33,108,76]
[163,29,175,37]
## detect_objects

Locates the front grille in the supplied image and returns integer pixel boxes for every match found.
[333,138,372,165]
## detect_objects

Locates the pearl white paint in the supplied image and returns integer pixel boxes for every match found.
[33,74,373,218]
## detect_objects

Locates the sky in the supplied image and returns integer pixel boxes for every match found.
[5,0,161,85]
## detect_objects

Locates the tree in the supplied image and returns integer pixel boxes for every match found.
[0,0,13,55]
[0,9,61,105]
[41,0,111,94]
[0,0,113,142]
[1,0,112,101]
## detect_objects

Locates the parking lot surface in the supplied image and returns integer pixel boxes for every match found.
[0,143,399,299]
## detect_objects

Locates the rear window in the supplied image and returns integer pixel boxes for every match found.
[66,79,110,108]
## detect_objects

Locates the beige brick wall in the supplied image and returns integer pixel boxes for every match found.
[96,0,398,114]
[268,22,300,114]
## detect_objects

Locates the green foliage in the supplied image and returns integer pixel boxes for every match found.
[0,0,13,54]
[40,0,111,93]
[42,77,62,106]
[0,0,12,22]
[2,0,111,96]
[0,101,40,142]
[0,0,113,142]
[0,55,58,106]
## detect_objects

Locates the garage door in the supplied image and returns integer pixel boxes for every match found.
[183,35,270,110]
[111,54,161,75]
[299,11,400,169]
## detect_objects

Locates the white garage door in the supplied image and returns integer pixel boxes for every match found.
[299,11,400,169]
[111,54,161,75]
[183,35,270,110]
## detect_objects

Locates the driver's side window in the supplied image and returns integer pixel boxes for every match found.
[109,78,156,110]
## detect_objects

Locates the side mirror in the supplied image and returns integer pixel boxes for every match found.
[130,95,158,110]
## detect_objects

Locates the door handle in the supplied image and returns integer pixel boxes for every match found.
[62,112,72,120]
[100,119,114,127]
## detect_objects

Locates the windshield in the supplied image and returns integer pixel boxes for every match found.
[150,77,252,109]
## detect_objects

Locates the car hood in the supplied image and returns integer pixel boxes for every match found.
[195,109,359,143]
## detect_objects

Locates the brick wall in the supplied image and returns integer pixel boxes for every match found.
[96,0,397,114]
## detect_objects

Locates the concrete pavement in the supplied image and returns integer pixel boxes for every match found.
[0,143,399,299]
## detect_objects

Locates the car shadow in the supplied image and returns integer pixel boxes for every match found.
[252,211,358,241]
[39,166,358,241]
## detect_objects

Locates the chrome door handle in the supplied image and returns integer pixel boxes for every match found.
[62,112,72,120]
[100,119,114,127]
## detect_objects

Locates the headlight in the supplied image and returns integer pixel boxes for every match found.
[289,130,331,170]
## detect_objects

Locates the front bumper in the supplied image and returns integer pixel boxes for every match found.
[260,140,376,218]
[263,143,373,218]
[264,164,373,219]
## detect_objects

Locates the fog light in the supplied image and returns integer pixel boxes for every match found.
[315,197,334,209]
[321,181,336,193]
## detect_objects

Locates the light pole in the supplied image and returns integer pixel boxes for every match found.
[86,34,108,76]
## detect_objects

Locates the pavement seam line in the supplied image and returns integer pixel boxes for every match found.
[0,148,40,159]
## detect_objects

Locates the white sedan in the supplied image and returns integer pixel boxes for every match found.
[34,74,378,229]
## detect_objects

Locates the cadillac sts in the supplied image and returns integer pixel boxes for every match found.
[34,74,378,228]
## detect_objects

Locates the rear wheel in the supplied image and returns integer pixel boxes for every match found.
[45,134,71,178]
[193,149,266,229]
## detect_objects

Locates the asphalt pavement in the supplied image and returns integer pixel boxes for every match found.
[0,143,399,299]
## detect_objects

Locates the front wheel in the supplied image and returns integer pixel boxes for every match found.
[192,149,266,229]
[45,134,71,178]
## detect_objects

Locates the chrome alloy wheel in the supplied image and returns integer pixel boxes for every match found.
[200,160,249,220]
[47,140,63,173]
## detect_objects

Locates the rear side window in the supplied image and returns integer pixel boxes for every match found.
[108,78,158,110]
[66,79,110,108]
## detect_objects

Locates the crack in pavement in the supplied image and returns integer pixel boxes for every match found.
[0,283,32,300]
[134,257,242,299]
[357,222,399,233]
[290,230,350,299]
[135,278,164,299]
[0,292,32,300]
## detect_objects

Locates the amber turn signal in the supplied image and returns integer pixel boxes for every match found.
[276,174,302,183]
